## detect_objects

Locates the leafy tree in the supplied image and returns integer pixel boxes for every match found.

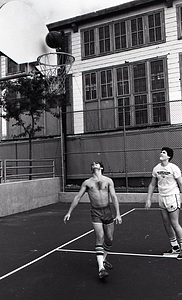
[0,74,66,178]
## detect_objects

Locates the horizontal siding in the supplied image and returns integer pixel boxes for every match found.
[69,0,182,133]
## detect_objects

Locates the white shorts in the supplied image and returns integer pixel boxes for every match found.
[159,194,181,212]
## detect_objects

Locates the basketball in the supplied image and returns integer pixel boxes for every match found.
[45,31,64,49]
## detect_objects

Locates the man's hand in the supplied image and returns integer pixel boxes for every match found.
[115,215,122,225]
[64,213,71,224]
[145,199,151,210]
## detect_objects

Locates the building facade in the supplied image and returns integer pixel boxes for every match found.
[1,0,182,189]
[46,0,182,189]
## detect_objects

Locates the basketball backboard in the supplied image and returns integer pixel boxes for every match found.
[0,1,51,64]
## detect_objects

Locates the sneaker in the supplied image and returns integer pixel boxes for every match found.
[103,260,113,269]
[98,268,109,279]
[163,245,180,255]
[177,252,182,260]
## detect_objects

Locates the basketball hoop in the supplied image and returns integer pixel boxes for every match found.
[37,52,75,95]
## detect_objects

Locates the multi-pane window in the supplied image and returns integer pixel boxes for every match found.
[150,60,166,122]
[83,29,95,57]
[99,25,111,53]
[84,58,168,132]
[118,98,130,126]
[85,72,97,100]
[148,12,162,42]
[114,21,127,50]
[135,95,148,125]
[117,67,129,96]
[177,5,182,39]
[7,59,18,74]
[131,17,144,46]
[133,63,147,124]
[116,67,130,126]
[133,63,147,93]
[100,70,113,98]
[82,9,164,58]
[7,58,26,75]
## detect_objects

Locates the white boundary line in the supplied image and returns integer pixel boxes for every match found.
[0,208,135,281]
[56,248,178,259]
[0,229,93,281]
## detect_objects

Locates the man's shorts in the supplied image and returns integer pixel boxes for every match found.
[90,205,114,225]
[159,194,181,212]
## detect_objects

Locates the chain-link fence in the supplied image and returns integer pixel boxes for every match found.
[64,100,182,191]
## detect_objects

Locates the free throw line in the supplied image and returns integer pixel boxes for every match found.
[56,248,178,259]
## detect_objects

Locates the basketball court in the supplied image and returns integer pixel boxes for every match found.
[0,202,182,300]
[0,2,182,299]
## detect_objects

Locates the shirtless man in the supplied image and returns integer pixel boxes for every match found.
[64,162,122,279]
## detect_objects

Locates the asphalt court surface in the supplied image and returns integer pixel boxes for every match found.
[1,202,182,300]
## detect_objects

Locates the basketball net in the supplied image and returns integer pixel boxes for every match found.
[36,52,75,95]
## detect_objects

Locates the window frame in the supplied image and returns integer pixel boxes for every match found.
[177,4,182,40]
[81,9,165,59]
[83,56,169,132]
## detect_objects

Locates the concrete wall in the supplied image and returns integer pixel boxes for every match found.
[59,192,159,204]
[0,177,60,217]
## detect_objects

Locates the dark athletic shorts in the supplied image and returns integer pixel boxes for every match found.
[90,205,114,225]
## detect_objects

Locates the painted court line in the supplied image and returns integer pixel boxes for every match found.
[0,229,94,281]
[56,248,179,259]
[0,208,135,281]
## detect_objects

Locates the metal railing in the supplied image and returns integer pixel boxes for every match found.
[3,159,55,182]
[0,160,3,183]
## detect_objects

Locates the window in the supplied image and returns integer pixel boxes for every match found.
[100,70,113,98]
[135,94,148,125]
[118,97,130,126]
[83,29,95,57]
[82,9,164,59]
[177,5,182,39]
[116,67,130,126]
[85,72,97,101]
[114,21,127,50]
[131,17,144,46]
[7,58,26,75]
[133,63,147,93]
[150,59,166,122]
[99,25,111,53]
[148,12,162,42]
[133,63,148,125]
[83,57,168,132]
[7,59,18,74]
[116,67,129,96]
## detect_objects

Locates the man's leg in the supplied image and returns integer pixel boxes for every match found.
[92,222,105,270]
[161,209,180,252]
[169,209,182,249]
[103,222,114,266]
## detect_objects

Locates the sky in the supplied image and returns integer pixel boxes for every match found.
[0,0,132,25]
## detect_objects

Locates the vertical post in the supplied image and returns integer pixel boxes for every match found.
[123,99,128,192]
[29,135,32,180]
[4,160,6,183]
[59,106,65,192]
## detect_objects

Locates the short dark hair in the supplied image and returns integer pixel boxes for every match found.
[162,147,173,161]
[91,162,104,174]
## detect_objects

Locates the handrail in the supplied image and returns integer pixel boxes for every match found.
[3,159,55,182]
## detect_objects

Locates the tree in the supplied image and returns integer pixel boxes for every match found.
[0,74,66,178]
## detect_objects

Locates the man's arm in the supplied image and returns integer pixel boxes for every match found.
[108,179,122,224]
[145,176,157,209]
[64,182,87,224]
[176,176,182,193]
